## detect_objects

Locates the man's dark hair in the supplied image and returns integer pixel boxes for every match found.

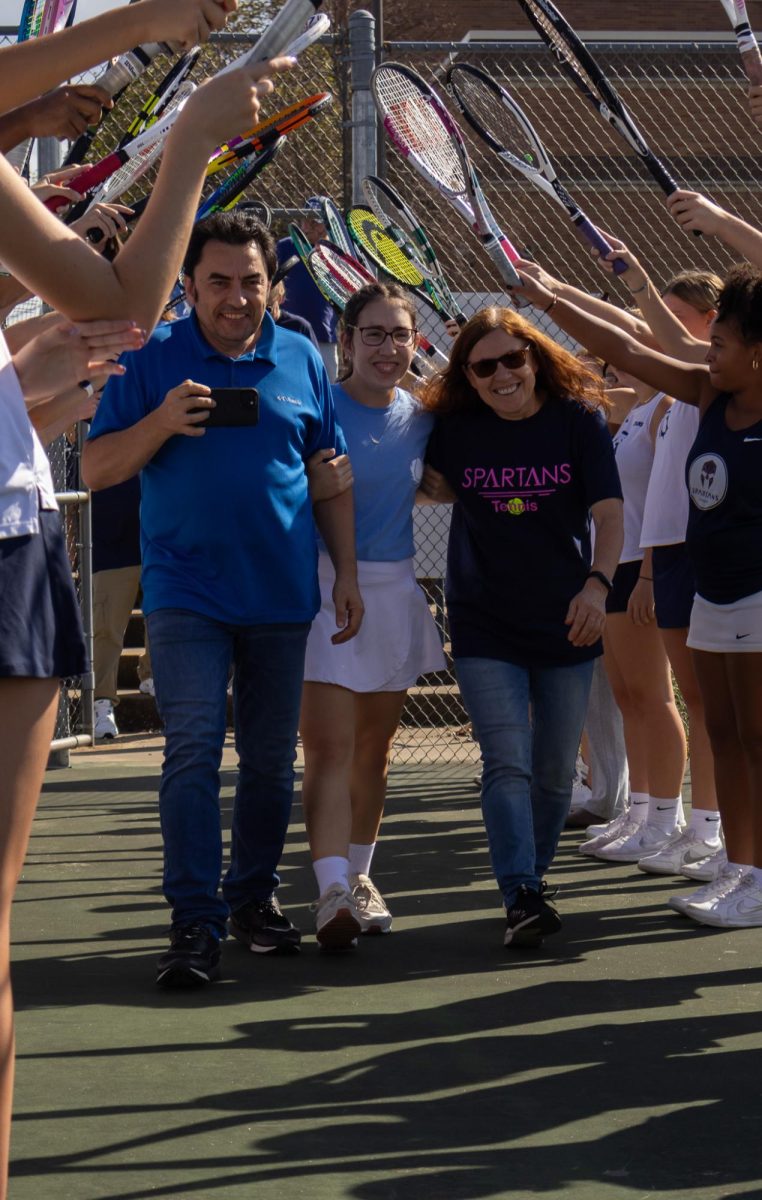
[183,211,277,281]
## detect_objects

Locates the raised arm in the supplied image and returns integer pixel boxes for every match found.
[0,58,290,331]
[517,259,652,343]
[0,0,228,112]
[513,268,712,409]
[667,190,762,270]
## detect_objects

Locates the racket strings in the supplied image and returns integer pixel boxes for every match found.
[346,210,425,286]
[521,2,603,99]
[361,181,429,273]
[453,72,537,165]
[375,73,465,193]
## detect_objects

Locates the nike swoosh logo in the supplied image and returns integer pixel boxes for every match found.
[736,900,762,915]
[744,437,762,442]
[656,805,675,810]
[736,633,751,639]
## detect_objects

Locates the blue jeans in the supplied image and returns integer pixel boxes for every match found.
[455,656,595,906]
[147,609,310,933]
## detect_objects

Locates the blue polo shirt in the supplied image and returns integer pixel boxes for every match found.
[88,311,345,625]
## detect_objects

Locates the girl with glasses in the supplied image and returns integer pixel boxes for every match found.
[419,308,623,948]
[301,283,445,949]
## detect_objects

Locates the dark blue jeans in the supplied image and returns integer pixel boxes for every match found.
[455,656,595,907]
[147,609,310,933]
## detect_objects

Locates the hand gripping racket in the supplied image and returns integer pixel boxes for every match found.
[446,62,628,274]
[370,62,523,290]
[719,0,762,85]
[516,0,681,199]
[362,174,465,324]
[49,0,326,213]
[346,205,460,325]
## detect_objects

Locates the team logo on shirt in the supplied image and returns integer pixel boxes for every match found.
[688,453,728,510]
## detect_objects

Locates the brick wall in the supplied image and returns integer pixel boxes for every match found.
[376,0,762,41]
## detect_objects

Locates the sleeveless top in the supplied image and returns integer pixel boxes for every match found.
[640,401,699,549]
[0,329,57,539]
[612,391,666,562]
[685,392,762,604]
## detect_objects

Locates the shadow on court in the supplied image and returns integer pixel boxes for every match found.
[9,751,762,1200]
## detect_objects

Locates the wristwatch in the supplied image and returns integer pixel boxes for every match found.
[587,569,613,593]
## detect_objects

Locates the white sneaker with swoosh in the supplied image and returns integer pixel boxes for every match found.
[669,863,745,915]
[637,827,723,876]
[682,869,762,927]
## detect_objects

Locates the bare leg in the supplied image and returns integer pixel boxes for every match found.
[604,615,686,799]
[660,628,717,811]
[299,682,356,861]
[692,651,752,865]
[350,690,407,846]
[727,653,762,867]
[0,677,59,1200]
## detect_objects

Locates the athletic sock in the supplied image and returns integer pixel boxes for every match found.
[629,792,649,825]
[349,842,375,877]
[647,795,681,834]
[313,856,350,896]
[688,807,722,842]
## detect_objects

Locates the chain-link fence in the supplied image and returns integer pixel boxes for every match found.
[3,24,761,765]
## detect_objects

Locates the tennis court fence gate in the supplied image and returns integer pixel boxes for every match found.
[2,17,760,765]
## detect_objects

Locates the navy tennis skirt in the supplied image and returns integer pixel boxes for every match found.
[653,542,696,630]
[0,508,87,679]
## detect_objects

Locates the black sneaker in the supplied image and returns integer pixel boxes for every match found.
[504,884,561,948]
[156,924,221,988]
[230,896,301,954]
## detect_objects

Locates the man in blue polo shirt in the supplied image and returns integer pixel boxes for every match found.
[276,196,338,381]
[83,211,362,988]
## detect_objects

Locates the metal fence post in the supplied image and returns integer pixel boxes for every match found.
[348,8,378,204]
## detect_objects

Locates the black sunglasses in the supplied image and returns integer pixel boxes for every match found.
[466,346,530,378]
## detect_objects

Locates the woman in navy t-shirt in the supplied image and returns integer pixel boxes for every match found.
[511,262,762,932]
[421,306,623,948]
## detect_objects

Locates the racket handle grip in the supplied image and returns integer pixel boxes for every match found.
[576,219,629,276]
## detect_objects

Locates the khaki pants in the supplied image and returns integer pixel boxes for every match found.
[93,566,151,702]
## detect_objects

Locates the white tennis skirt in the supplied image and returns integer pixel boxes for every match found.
[688,588,762,653]
[304,554,446,692]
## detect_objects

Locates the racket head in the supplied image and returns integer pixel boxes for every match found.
[345,207,425,287]
[207,91,332,175]
[317,196,356,259]
[201,137,284,217]
[307,241,376,311]
[371,62,469,201]
[120,47,200,147]
[516,0,616,110]
[288,222,315,265]
[446,62,555,187]
[271,254,300,288]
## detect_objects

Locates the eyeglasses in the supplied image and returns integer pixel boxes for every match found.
[466,346,531,378]
[349,325,417,347]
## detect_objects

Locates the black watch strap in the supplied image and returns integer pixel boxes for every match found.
[587,569,614,592]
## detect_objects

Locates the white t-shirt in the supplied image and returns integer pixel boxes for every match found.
[612,391,666,563]
[640,400,699,549]
[0,329,57,538]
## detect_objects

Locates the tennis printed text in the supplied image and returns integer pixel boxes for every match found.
[461,462,572,513]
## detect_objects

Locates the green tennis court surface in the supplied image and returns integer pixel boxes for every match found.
[10,743,762,1200]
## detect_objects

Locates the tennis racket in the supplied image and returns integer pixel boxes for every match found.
[719,0,762,84]
[346,205,460,325]
[446,62,627,274]
[371,63,523,290]
[517,0,680,199]
[9,0,78,172]
[272,253,300,288]
[362,174,465,324]
[196,136,285,219]
[207,91,332,177]
[50,0,326,213]
[118,47,201,148]
[308,241,449,370]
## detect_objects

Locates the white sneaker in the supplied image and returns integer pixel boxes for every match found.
[637,827,723,877]
[583,808,633,842]
[138,677,155,697]
[668,863,745,916]
[579,812,640,857]
[312,885,361,950]
[94,698,118,740]
[683,869,762,928]
[593,821,673,863]
[351,873,393,934]
[680,844,727,881]
[570,780,593,811]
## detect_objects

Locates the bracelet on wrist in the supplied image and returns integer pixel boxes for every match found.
[628,281,648,295]
[542,291,558,316]
[639,575,653,582]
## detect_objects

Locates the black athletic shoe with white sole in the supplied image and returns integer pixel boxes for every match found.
[504,884,562,948]
[230,896,301,953]
[156,924,221,988]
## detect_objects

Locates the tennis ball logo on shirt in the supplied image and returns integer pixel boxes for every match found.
[506,497,525,515]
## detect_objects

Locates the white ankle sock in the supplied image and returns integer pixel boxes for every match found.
[313,856,350,896]
[688,807,722,841]
[349,842,375,877]
[647,795,681,833]
[629,792,649,825]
